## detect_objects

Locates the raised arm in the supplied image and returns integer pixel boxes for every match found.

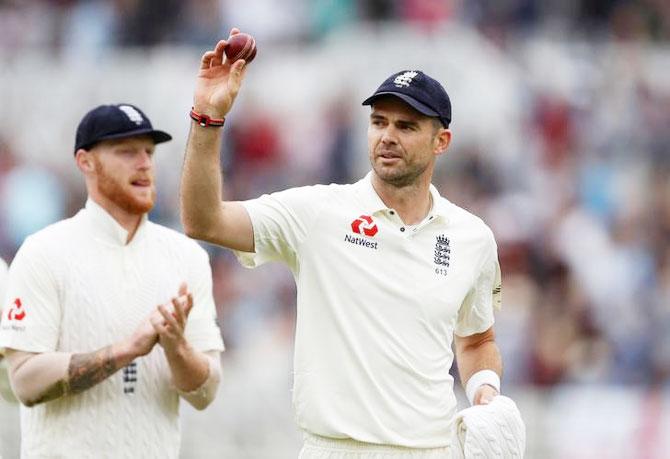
[181,31,254,252]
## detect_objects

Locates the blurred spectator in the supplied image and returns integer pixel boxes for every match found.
[398,0,455,31]
[226,103,285,198]
[307,0,357,41]
[322,96,356,184]
[358,0,396,22]
[116,0,184,46]
[220,0,308,44]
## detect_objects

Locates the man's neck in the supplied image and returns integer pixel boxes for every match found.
[371,173,433,225]
[90,195,144,244]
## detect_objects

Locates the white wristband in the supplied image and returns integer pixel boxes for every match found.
[465,369,500,405]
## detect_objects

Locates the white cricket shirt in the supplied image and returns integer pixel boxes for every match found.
[0,200,224,458]
[235,172,502,448]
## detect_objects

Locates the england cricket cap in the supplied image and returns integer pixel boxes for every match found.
[74,103,172,153]
[362,70,452,127]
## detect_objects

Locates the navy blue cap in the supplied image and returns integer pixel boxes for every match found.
[74,103,172,153]
[362,70,451,127]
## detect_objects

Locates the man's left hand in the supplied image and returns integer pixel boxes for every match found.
[151,282,194,355]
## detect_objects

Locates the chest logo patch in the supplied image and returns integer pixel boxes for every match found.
[351,215,378,237]
[434,234,451,267]
[7,298,26,321]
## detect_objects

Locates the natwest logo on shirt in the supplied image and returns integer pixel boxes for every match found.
[351,215,378,237]
[6,298,26,321]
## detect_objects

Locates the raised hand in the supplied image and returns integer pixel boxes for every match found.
[193,28,248,119]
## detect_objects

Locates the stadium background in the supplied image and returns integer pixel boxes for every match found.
[0,1,669,457]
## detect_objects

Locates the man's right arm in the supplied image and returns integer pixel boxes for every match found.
[180,31,254,252]
[5,312,159,407]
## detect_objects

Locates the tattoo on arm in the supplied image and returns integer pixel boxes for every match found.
[18,346,126,407]
[67,345,120,395]
[27,379,69,407]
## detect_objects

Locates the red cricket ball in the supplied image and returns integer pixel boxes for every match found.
[224,33,257,64]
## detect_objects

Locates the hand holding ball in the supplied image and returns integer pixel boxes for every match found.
[224,33,257,64]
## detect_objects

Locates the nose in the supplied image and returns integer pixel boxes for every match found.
[137,149,153,170]
[380,126,398,145]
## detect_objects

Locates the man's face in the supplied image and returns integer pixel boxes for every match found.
[367,97,446,187]
[90,136,156,215]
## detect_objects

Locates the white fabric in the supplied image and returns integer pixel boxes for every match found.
[299,432,464,459]
[0,199,224,458]
[176,350,221,410]
[0,257,14,402]
[235,172,502,448]
[454,396,525,458]
[0,257,7,310]
[0,357,15,403]
[465,369,501,406]
[4,350,71,406]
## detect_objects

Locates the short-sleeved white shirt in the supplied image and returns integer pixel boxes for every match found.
[0,200,224,458]
[235,172,501,448]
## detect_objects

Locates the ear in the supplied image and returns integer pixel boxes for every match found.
[434,128,452,156]
[75,149,95,174]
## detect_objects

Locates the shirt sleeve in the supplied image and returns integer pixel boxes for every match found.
[0,237,62,353]
[455,233,502,337]
[183,245,225,353]
[234,185,328,271]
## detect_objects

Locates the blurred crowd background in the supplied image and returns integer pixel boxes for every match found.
[1,0,669,458]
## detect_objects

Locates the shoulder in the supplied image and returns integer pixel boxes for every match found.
[20,214,82,254]
[10,216,82,279]
[442,199,496,245]
[245,183,356,218]
[263,182,353,201]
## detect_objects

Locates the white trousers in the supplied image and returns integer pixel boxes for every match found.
[299,433,465,459]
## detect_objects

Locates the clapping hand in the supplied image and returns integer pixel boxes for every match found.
[151,282,194,354]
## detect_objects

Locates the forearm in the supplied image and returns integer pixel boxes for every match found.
[5,342,136,407]
[172,350,221,410]
[180,123,225,241]
[163,340,211,393]
[456,339,502,386]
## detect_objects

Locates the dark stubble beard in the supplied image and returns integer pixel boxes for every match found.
[372,158,430,188]
[93,156,155,215]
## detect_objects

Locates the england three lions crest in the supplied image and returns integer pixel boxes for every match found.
[434,234,451,267]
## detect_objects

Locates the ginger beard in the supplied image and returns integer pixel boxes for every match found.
[92,154,155,215]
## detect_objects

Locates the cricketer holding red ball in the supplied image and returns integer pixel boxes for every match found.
[183,30,507,458]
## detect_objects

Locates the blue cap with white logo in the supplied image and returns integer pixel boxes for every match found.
[74,103,172,153]
[362,70,452,127]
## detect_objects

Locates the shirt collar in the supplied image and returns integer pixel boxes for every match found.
[356,172,452,221]
[84,198,148,246]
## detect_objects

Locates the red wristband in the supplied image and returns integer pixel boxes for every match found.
[189,108,225,127]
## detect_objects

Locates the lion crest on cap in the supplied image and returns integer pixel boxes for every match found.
[393,71,419,88]
[119,105,144,126]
